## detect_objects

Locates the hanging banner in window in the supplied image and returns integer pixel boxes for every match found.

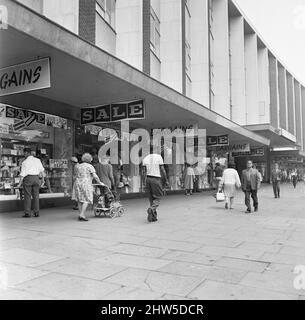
[80,99,145,125]
[232,147,265,157]
[207,135,229,146]
[1,104,68,130]
[209,143,250,153]
[0,57,51,97]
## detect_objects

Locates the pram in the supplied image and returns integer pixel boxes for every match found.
[92,184,125,218]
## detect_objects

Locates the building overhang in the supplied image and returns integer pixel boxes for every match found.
[244,124,297,148]
[270,149,305,164]
[0,0,270,147]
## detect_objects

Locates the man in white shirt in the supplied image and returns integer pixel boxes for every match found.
[142,149,169,223]
[18,148,45,218]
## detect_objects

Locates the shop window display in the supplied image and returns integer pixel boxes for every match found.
[75,123,144,194]
[0,104,73,200]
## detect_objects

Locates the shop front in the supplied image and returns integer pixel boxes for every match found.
[0,103,74,211]
[0,0,270,211]
[231,146,269,182]
[270,150,305,182]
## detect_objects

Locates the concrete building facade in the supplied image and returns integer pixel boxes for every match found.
[15,0,305,152]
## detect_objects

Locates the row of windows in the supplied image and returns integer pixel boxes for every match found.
[150,7,161,59]
[94,1,192,94]
[96,0,116,29]
[185,0,191,78]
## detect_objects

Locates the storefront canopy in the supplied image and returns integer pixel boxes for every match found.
[244,124,297,148]
[0,0,270,147]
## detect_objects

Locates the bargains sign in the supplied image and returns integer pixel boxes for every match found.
[0,58,51,97]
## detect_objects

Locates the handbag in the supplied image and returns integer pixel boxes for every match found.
[216,191,225,202]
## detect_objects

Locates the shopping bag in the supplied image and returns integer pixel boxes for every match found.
[216,191,225,202]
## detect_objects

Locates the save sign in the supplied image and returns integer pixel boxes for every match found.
[81,100,145,125]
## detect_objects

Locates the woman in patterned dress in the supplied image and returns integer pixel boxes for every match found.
[72,153,104,221]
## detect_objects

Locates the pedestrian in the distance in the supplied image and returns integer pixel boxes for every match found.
[142,146,169,223]
[219,163,241,210]
[192,163,201,193]
[70,156,80,210]
[183,163,195,195]
[291,168,298,189]
[271,163,281,198]
[241,160,261,213]
[72,153,104,221]
[17,147,45,218]
[214,162,223,191]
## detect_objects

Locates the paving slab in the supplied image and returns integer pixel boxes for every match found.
[187,280,299,300]
[213,257,269,273]
[0,248,63,268]
[105,243,169,258]
[37,257,127,281]
[104,268,203,297]
[15,273,121,300]
[95,253,172,270]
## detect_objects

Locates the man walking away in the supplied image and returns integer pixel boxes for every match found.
[241,160,261,214]
[18,148,45,218]
[142,148,169,223]
[271,163,281,199]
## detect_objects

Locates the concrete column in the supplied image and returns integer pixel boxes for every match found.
[294,81,303,148]
[190,0,209,107]
[160,0,183,93]
[301,86,305,151]
[229,16,246,125]
[286,72,296,135]
[268,54,280,129]
[78,0,95,43]
[278,63,288,130]
[244,33,259,125]
[257,47,270,124]
[211,0,230,118]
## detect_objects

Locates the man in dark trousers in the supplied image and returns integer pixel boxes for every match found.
[142,147,169,223]
[17,148,45,218]
[241,160,261,213]
[271,163,281,199]
[214,162,223,190]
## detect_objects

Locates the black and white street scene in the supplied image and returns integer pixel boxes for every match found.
[1,0,305,301]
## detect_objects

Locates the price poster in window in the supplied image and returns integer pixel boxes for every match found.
[49,159,68,169]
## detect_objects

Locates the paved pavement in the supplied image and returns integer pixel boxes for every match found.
[1,183,305,300]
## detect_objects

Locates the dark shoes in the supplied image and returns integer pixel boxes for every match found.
[78,216,88,221]
[225,203,228,210]
[254,207,258,212]
[22,212,40,218]
[147,208,153,222]
[152,211,158,222]
[245,208,251,214]
[147,208,158,222]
